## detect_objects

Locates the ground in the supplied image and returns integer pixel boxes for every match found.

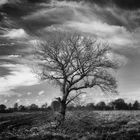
[0,110,140,140]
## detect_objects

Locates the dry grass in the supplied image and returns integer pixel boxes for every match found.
[0,110,140,140]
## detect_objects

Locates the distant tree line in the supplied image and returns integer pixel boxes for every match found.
[0,102,50,113]
[68,98,140,111]
[0,98,140,113]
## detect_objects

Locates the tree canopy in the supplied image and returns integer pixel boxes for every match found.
[33,32,119,119]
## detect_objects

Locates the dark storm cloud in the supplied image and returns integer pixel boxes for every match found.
[0,66,10,76]
[113,0,140,10]
[0,0,139,34]
[26,0,140,10]
[0,0,52,34]
[0,44,25,56]
[22,7,75,33]
[0,0,50,18]
[0,2,38,17]
[0,1,39,59]
[0,0,140,57]
[89,0,140,10]
[0,0,140,102]
[27,0,49,3]
[0,34,29,55]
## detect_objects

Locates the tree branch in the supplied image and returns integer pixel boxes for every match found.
[66,91,85,105]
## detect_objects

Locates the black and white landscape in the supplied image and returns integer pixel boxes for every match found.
[0,0,140,140]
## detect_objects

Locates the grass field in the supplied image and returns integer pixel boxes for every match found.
[0,111,140,140]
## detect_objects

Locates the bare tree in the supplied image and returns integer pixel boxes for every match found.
[33,32,119,120]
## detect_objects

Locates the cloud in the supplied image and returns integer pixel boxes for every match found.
[66,20,121,35]
[27,92,32,95]
[106,51,128,67]
[54,2,140,49]
[38,90,44,96]
[25,98,30,105]
[85,0,140,10]
[17,93,22,97]
[16,99,21,103]
[22,7,75,32]
[112,0,140,10]
[0,0,140,105]
[4,99,8,103]
[0,66,11,76]
[0,64,38,96]
[0,0,8,6]
[22,0,140,50]
[3,29,28,39]
[21,0,90,33]
[65,20,134,48]
[50,0,84,8]
[4,0,138,41]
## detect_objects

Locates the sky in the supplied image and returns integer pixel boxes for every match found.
[0,0,140,107]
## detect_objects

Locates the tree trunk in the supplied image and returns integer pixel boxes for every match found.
[60,101,66,121]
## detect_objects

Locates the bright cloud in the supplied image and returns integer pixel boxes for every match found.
[3,29,28,39]
[17,94,22,97]
[38,90,44,96]
[16,99,21,103]
[0,64,38,96]
[50,0,84,8]
[0,0,8,5]
[27,92,32,95]
[35,99,39,102]
[30,0,140,49]
[65,20,135,48]
[4,99,8,103]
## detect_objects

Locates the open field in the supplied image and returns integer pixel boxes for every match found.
[0,111,140,140]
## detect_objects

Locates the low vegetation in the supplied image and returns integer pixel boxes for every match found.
[0,110,140,140]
